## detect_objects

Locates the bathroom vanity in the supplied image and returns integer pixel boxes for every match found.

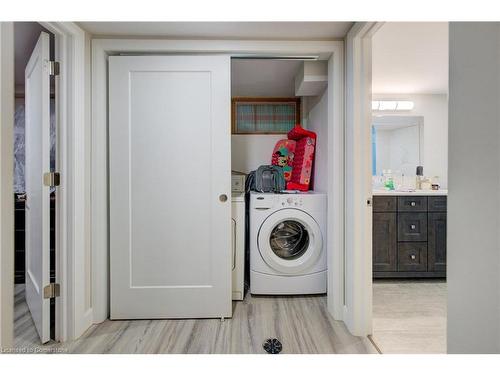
[372,190,447,278]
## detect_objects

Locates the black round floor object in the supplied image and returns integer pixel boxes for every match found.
[263,338,283,354]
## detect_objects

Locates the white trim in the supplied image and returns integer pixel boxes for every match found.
[0,22,15,349]
[39,22,92,341]
[328,48,345,320]
[343,22,383,336]
[91,39,346,325]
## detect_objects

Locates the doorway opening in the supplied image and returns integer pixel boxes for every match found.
[369,22,449,354]
[230,56,330,307]
[13,22,57,347]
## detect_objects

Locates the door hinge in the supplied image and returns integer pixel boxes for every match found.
[43,172,60,187]
[49,61,60,76]
[43,283,60,299]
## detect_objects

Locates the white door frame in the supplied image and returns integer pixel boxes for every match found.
[0,22,15,349]
[0,21,89,346]
[40,21,92,342]
[90,39,346,325]
[343,22,383,336]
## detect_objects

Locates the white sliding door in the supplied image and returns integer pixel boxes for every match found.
[109,55,232,319]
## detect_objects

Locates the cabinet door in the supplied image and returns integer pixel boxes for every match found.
[428,212,447,272]
[373,212,397,272]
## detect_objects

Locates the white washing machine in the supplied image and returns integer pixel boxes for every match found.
[250,191,327,295]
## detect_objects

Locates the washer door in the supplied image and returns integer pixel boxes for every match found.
[258,209,323,274]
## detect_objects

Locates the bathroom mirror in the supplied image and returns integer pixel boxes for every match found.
[372,115,424,176]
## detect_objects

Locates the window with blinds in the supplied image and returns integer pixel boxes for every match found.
[232,98,301,134]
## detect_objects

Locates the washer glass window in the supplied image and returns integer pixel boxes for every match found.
[269,220,310,260]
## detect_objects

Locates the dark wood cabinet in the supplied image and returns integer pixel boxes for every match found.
[398,196,427,212]
[373,196,397,212]
[428,212,447,272]
[373,213,397,272]
[398,242,427,272]
[398,212,428,242]
[428,196,447,212]
[373,195,446,278]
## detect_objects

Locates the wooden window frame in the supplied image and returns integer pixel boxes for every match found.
[231,97,301,134]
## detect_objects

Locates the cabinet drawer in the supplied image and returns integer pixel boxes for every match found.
[398,196,427,212]
[398,213,428,242]
[373,196,397,212]
[398,243,427,272]
[428,196,447,212]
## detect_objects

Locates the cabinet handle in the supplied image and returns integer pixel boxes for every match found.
[410,201,416,207]
[410,224,416,230]
[410,254,416,260]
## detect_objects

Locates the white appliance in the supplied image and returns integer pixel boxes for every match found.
[231,192,245,300]
[250,192,327,295]
[231,170,246,193]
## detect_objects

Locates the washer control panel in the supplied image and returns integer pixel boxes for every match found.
[281,195,304,207]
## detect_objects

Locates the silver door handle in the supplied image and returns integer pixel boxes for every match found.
[410,224,416,230]
[410,201,416,206]
[410,255,416,260]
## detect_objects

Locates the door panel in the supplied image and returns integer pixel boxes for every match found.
[109,55,231,319]
[24,32,51,343]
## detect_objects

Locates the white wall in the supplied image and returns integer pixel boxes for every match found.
[305,90,328,192]
[230,59,301,175]
[0,21,14,349]
[231,59,301,97]
[231,134,283,173]
[448,22,500,354]
[373,93,448,188]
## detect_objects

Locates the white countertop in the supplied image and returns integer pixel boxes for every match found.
[372,189,448,196]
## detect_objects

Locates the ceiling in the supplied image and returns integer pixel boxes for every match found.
[231,59,302,97]
[372,22,448,95]
[78,22,353,40]
[373,115,423,130]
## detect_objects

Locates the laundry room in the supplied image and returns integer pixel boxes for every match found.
[230,57,330,299]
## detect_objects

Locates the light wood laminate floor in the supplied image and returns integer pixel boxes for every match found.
[14,285,377,354]
[372,280,447,354]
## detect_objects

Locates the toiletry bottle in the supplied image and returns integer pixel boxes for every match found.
[384,169,395,191]
[416,165,424,190]
[432,176,440,190]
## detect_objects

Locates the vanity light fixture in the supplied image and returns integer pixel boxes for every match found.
[372,100,414,111]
